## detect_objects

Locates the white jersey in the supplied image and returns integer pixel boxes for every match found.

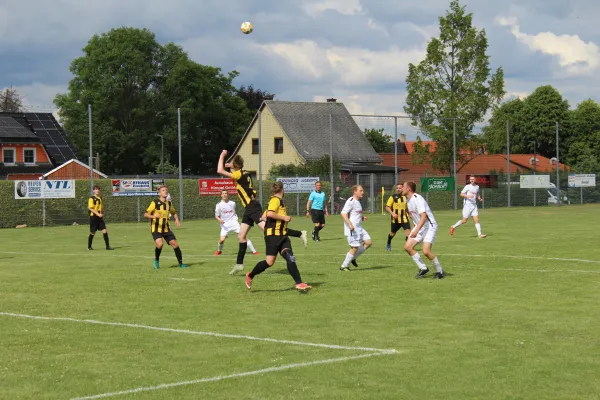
[341,197,364,236]
[215,200,238,225]
[461,184,479,206]
[407,193,437,229]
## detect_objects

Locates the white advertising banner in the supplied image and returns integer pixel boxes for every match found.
[568,174,596,188]
[519,175,551,189]
[112,179,162,197]
[15,180,76,199]
[276,177,320,193]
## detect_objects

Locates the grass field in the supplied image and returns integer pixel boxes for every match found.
[1,205,600,399]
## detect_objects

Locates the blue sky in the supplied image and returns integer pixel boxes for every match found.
[1,0,599,139]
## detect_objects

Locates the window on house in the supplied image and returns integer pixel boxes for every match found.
[3,149,15,164]
[274,137,283,154]
[24,149,35,164]
[252,138,259,154]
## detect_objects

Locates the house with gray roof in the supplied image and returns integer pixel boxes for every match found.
[228,99,383,175]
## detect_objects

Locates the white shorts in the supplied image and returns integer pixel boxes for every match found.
[462,204,479,218]
[346,227,371,247]
[219,220,241,237]
[409,224,437,244]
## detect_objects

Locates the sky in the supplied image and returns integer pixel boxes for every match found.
[1,0,599,139]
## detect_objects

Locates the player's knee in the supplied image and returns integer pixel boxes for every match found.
[363,240,372,248]
[170,241,179,248]
[422,248,433,258]
[281,248,295,263]
[389,232,396,237]
[89,232,95,236]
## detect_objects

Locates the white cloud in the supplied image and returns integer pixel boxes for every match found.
[302,0,363,18]
[12,82,66,110]
[497,16,600,75]
[255,40,425,86]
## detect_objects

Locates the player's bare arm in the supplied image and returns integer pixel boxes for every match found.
[385,205,397,219]
[217,149,233,178]
[341,212,354,231]
[266,210,291,222]
[410,212,427,238]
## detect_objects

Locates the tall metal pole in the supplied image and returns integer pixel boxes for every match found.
[161,134,165,180]
[533,140,537,207]
[88,104,93,193]
[329,114,334,213]
[506,120,511,208]
[453,118,457,210]
[394,116,398,184]
[258,109,263,206]
[177,108,183,220]
[556,121,560,206]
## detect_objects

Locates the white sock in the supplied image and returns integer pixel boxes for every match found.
[475,223,482,235]
[217,242,223,251]
[411,253,428,270]
[431,257,443,273]
[354,245,367,259]
[342,252,355,268]
[452,220,463,228]
[247,240,256,253]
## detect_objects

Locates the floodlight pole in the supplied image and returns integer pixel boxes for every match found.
[88,104,93,193]
[177,108,183,219]
[530,140,537,207]
[394,117,398,184]
[556,121,560,206]
[506,120,511,208]
[453,118,457,210]
[157,134,165,180]
[329,114,334,213]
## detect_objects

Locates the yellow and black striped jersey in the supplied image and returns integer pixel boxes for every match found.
[146,198,176,233]
[231,169,256,207]
[88,195,103,216]
[264,196,288,236]
[386,194,409,224]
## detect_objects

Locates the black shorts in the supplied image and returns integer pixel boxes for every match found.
[265,235,292,257]
[242,200,263,226]
[90,216,106,232]
[310,209,325,224]
[391,221,411,233]
[152,231,177,243]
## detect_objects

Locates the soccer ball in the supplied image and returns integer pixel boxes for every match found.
[240,21,253,34]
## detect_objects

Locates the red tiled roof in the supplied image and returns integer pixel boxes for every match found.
[379,153,570,180]
[404,141,437,154]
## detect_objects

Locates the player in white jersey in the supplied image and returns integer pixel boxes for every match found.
[339,185,372,271]
[450,175,487,238]
[214,189,258,256]
[402,181,444,279]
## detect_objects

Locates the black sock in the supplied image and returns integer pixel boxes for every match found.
[237,242,248,264]
[174,247,183,264]
[286,260,303,284]
[155,247,162,260]
[315,225,323,232]
[387,234,393,245]
[288,229,301,238]
[88,234,94,248]
[249,260,270,278]
[103,233,110,248]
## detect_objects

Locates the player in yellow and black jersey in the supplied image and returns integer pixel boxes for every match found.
[385,183,411,251]
[143,185,187,269]
[87,185,113,250]
[217,149,308,276]
[244,181,311,292]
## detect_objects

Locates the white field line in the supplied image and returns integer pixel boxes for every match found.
[70,352,391,400]
[0,312,397,353]
[2,250,600,265]
[167,277,198,281]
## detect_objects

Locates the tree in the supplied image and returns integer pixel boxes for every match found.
[237,85,275,110]
[54,27,251,175]
[364,128,392,153]
[404,0,504,173]
[482,98,524,154]
[519,85,570,159]
[268,155,341,180]
[0,87,24,112]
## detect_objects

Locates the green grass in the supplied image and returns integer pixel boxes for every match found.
[1,205,600,399]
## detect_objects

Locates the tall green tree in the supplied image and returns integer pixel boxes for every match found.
[237,85,275,110]
[364,128,392,153]
[482,98,524,154]
[520,85,569,159]
[55,27,251,175]
[404,0,504,173]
